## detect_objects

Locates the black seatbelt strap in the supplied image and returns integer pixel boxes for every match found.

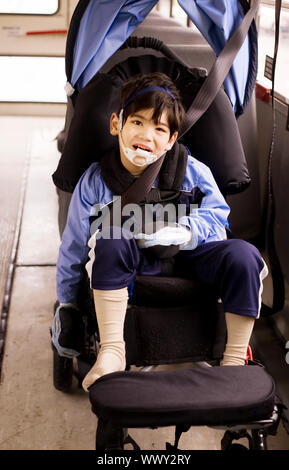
[179,0,261,139]
[120,153,166,209]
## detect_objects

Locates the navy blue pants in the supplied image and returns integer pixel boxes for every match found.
[87,227,268,319]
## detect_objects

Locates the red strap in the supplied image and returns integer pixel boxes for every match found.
[246,345,253,365]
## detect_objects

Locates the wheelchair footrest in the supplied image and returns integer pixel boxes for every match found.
[89,365,275,428]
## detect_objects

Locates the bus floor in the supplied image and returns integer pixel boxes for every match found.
[0,115,289,451]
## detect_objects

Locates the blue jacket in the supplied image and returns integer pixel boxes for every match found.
[56,155,230,303]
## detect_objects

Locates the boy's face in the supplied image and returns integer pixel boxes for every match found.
[110,107,178,171]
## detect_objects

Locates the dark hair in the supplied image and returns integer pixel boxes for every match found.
[118,72,185,137]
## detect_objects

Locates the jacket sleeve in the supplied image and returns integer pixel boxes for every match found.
[56,164,100,303]
[178,157,230,251]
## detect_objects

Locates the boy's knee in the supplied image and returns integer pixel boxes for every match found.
[86,225,141,289]
[93,225,139,261]
[226,239,264,273]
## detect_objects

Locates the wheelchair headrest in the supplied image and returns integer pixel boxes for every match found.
[53,52,250,195]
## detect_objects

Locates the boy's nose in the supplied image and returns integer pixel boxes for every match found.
[139,126,153,141]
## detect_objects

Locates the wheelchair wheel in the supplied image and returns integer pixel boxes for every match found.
[52,346,73,392]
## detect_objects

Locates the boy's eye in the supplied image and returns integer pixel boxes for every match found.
[132,120,142,126]
[156,126,167,133]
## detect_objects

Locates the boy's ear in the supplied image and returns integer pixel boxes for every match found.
[110,113,119,136]
[164,131,178,151]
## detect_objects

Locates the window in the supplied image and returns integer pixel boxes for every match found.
[257,2,289,99]
[154,1,200,30]
[0,0,59,15]
[0,56,66,103]
[171,0,190,27]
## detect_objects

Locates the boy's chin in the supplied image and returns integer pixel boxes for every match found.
[132,156,147,165]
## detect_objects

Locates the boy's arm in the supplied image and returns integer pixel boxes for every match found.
[179,159,230,250]
[56,164,99,304]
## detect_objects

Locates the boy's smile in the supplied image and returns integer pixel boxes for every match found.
[110,108,178,176]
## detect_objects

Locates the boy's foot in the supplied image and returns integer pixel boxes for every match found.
[52,305,85,358]
[82,344,126,391]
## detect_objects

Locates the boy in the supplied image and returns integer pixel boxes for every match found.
[52,72,268,392]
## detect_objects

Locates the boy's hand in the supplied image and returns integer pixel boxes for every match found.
[51,304,85,358]
[59,302,78,309]
[135,223,191,248]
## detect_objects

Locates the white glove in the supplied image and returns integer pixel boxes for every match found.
[134,223,191,249]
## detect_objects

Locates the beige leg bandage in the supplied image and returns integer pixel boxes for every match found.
[82,287,128,391]
[221,312,255,366]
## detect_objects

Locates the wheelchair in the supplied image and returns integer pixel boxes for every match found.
[52,263,282,451]
[51,11,284,449]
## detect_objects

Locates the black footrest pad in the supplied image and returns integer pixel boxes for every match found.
[89,366,275,428]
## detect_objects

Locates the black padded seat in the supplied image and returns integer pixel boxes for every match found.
[99,48,168,74]
[227,92,262,241]
[89,365,275,428]
[99,43,214,76]
[131,274,209,307]
[123,274,226,367]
